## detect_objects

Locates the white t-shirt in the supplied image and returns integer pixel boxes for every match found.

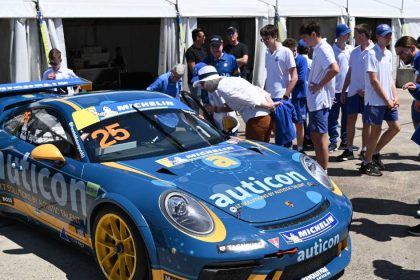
[216,77,271,123]
[42,67,78,94]
[208,90,239,132]
[347,42,375,97]
[265,44,296,99]
[307,39,337,112]
[333,43,353,93]
[364,44,394,106]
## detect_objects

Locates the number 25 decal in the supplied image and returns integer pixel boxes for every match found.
[91,123,130,148]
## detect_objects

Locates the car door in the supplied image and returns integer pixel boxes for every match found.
[1,107,94,247]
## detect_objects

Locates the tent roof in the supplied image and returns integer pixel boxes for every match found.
[178,0,274,17]
[348,0,402,18]
[0,0,36,18]
[276,0,347,17]
[39,0,177,18]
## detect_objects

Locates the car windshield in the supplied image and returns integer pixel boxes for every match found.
[79,108,225,162]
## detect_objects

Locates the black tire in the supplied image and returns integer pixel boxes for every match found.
[92,205,151,280]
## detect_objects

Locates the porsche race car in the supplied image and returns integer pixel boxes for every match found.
[0,78,352,280]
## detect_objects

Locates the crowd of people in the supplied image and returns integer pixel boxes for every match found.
[42,22,420,235]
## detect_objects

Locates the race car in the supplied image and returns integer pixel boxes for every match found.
[0,78,352,280]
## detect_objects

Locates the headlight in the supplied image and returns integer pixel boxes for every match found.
[161,191,214,235]
[301,155,333,190]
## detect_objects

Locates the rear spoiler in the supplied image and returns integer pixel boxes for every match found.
[0,78,91,94]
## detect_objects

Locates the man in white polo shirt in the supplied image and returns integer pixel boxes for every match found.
[300,22,339,171]
[361,24,400,176]
[337,23,375,162]
[260,24,298,148]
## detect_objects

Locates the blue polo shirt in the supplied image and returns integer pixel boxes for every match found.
[292,54,308,99]
[202,53,240,77]
[146,72,182,99]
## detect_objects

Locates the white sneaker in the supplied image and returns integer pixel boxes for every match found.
[417,209,420,217]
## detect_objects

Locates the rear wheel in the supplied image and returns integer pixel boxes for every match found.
[92,206,150,280]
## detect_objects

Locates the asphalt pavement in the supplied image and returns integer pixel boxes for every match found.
[0,89,419,279]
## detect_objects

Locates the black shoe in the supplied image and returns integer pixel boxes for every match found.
[337,149,355,161]
[298,149,307,155]
[359,150,366,160]
[328,143,338,153]
[373,153,385,171]
[360,161,382,176]
[352,145,360,151]
[339,142,347,150]
[416,153,420,162]
[407,224,420,236]
[303,138,314,151]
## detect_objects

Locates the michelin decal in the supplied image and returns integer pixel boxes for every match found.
[280,213,338,244]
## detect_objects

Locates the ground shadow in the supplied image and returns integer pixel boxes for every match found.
[373,260,420,280]
[327,167,362,177]
[350,218,409,242]
[0,216,101,280]
[351,198,418,217]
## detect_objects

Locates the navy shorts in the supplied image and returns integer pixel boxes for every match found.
[363,105,399,125]
[291,97,307,123]
[346,94,364,115]
[309,108,329,133]
[411,101,420,122]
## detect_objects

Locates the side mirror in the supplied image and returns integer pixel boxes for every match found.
[31,144,66,164]
[222,116,238,134]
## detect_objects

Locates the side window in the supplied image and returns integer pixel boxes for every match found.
[9,109,78,159]
[4,111,26,136]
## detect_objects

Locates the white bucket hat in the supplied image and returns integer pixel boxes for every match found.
[192,65,220,87]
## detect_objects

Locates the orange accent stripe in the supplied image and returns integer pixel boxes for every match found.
[101,162,165,182]
[0,198,92,248]
[55,99,82,111]
[248,274,268,280]
[240,138,279,155]
[272,271,283,280]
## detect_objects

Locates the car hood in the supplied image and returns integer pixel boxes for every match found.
[115,140,327,223]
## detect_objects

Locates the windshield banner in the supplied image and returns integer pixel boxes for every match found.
[72,98,193,130]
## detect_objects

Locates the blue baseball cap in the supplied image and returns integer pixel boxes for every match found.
[376,24,392,37]
[336,24,351,38]
[298,39,308,48]
[191,62,207,84]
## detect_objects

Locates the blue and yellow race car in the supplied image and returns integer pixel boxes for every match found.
[0,79,352,280]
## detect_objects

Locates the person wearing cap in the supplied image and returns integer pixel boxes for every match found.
[202,35,240,131]
[260,24,298,148]
[146,64,186,99]
[42,48,79,94]
[328,24,354,153]
[283,38,308,154]
[396,36,420,163]
[186,28,207,100]
[337,23,375,162]
[299,21,339,171]
[224,26,249,80]
[298,39,312,71]
[361,24,400,176]
[193,65,274,142]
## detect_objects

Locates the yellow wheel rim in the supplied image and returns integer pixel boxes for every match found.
[95,213,137,280]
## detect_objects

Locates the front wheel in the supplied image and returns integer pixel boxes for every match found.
[92,206,150,280]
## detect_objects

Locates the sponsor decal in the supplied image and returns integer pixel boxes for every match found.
[0,194,14,205]
[210,172,308,210]
[69,121,86,158]
[297,234,339,262]
[0,151,87,218]
[202,155,241,169]
[60,228,70,242]
[217,240,266,253]
[86,182,101,197]
[163,274,183,280]
[280,213,338,244]
[267,237,280,249]
[156,145,245,167]
[301,267,331,280]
